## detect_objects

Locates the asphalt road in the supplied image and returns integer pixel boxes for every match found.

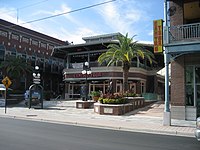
[0,117,199,150]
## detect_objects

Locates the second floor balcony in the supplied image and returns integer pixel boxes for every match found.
[165,22,200,54]
[169,23,200,43]
[69,61,151,69]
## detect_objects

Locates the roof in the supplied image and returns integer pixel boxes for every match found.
[82,32,122,41]
[52,40,118,59]
[52,32,156,59]
[0,19,65,45]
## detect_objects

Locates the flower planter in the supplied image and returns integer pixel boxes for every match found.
[94,103,133,115]
[92,96,99,102]
[76,100,95,109]
[94,97,145,115]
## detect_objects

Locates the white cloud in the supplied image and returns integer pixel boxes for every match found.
[0,7,18,24]
[96,0,148,36]
[97,3,128,33]
[0,7,35,30]
[31,4,81,26]
[138,40,153,44]
[58,27,100,44]
[0,1,154,45]
[148,30,153,36]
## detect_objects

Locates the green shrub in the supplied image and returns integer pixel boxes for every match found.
[124,92,137,97]
[101,98,127,104]
[90,91,101,97]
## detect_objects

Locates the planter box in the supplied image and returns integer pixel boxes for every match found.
[94,97,145,115]
[76,100,95,109]
[126,97,145,109]
[94,103,133,115]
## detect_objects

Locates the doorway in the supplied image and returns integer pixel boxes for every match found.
[195,67,200,117]
[185,66,200,119]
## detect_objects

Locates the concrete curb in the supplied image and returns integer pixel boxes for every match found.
[0,114,195,138]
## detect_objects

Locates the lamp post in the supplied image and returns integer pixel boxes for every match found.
[29,65,43,109]
[33,66,40,84]
[81,62,91,101]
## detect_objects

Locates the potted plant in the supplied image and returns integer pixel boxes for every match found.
[90,91,101,102]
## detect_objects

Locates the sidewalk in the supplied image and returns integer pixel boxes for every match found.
[0,100,196,137]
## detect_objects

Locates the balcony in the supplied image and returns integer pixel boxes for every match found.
[165,23,200,54]
[169,23,200,43]
[68,61,151,69]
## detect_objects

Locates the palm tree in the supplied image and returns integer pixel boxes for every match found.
[98,33,155,93]
[0,56,33,89]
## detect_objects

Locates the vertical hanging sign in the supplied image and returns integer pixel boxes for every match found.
[153,19,163,53]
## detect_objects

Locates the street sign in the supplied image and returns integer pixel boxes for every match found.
[2,76,12,89]
[1,76,11,114]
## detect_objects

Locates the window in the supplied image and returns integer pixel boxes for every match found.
[41,42,46,48]
[141,81,146,94]
[185,66,194,106]
[32,40,39,46]
[0,30,8,37]
[22,37,29,43]
[11,34,19,40]
[48,45,54,50]
[0,50,5,61]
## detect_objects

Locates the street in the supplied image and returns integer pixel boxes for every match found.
[0,117,199,150]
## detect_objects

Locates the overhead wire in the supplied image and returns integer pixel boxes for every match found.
[0,0,117,44]
[1,0,117,29]
[21,0,117,25]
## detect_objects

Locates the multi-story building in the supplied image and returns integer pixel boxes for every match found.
[53,33,165,99]
[164,0,200,120]
[0,19,66,95]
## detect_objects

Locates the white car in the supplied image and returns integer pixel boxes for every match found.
[195,117,200,141]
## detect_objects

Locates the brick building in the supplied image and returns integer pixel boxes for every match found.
[53,33,165,100]
[164,0,200,120]
[0,19,66,96]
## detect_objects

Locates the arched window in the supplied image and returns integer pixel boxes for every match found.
[0,44,5,61]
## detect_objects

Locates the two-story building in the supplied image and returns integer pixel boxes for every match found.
[53,33,165,100]
[164,0,200,120]
[0,19,66,95]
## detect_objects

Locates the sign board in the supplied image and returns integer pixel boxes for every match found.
[153,19,163,53]
[2,76,12,89]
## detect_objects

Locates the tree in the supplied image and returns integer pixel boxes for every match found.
[0,56,33,90]
[98,33,155,93]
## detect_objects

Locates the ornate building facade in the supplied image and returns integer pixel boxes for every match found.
[0,19,66,95]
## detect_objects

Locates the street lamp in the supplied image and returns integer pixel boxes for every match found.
[33,66,41,84]
[81,62,91,101]
[29,65,43,109]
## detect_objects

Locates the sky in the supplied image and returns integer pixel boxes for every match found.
[0,0,164,44]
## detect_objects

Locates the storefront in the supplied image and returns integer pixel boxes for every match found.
[53,33,164,100]
[171,54,200,120]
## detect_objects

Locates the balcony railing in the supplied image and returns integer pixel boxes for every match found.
[169,23,200,43]
[68,61,153,70]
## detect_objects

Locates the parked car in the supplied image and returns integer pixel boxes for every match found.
[195,117,200,141]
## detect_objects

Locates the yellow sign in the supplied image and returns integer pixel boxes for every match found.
[153,19,163,53]
[2,76,12,89]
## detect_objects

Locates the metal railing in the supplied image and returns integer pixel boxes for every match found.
[68,61,153,70]
[169,23,200,43]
